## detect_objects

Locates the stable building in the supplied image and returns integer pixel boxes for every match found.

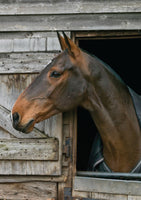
[0,1,141,199]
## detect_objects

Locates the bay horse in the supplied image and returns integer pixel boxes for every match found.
[12,32,141,173]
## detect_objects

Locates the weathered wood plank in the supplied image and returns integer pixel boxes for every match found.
[0,37,61,53]
[92,192,128,200]
[0,174,67,183]
[0,53,58,73]
[73,190,128,200]
[0,73,37,110]
[45,114,62,138]
[45,113,63,176]
[0,160,61,175]
[0,182,57,200]
[0,1,141,15]
[128,196,141,200]
[72,190,92,199]
[0,138,58,160]
[0,38,46,53]
[0,13,141,32]
[47,37,61,51]
[74,176,141,196]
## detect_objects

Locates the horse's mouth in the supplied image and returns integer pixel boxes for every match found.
[13,119,35,134]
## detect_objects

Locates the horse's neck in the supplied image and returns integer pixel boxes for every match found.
[82,54,141,172]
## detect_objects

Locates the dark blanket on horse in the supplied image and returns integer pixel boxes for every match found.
[88,87,141,173]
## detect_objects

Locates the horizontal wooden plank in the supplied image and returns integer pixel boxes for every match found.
[128,196,141,200]
[0,38,46,52]
[0,13,141,32]
[0,37,60,53]
[0,174,67,183]
[0,182,57,200]
[73,190,128,200]
[92,192,128,200]
[0,138,58,160]
[0,1,141,15]
[72,190,92,199]
[74,176,141,196]
[0,160,61,175]
[0,53,58,74]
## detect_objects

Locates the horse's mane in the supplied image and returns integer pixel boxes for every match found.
[82,48,125,85]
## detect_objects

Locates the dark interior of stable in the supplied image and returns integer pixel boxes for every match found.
[77,37,141,171]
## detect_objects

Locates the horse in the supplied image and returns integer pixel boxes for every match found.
[11,32,141,173]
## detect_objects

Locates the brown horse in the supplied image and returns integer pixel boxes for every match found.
[12,32,141,172]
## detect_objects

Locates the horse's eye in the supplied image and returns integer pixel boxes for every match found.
[50,71,61,78]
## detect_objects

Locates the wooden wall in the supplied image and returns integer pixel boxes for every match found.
[0,0,141,31]
[0,1,141,199]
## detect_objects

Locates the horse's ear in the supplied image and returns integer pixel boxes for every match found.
[57,32,68,51]
[62,32,80,58]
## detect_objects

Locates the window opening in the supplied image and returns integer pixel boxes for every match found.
[76,36,141,179]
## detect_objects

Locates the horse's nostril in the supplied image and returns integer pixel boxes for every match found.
[12,112,20,126]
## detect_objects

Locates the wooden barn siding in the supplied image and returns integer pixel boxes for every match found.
[0,14,141,32]
[0,1,141,15]
[0,14,63,200]
[0,1,141,32]
[0,182,57,200]
[0,1,141,199]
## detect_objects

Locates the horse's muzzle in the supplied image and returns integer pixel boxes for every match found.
[12,112,34,133]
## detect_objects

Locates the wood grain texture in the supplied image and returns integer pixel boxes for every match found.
[0,160,61,175]
[0,1,141,15]
[0,174,67,183]
[0,138,58,160]
[0,73,46,135]
[92,192,128,200]
[74,176,141,196]
[0,13,141,32]
[0,70,62,176]
[1,1,140,198]
[128,196,141,200]
[0,37,60,53]
[0,53,58,74]
[0,182,57,200]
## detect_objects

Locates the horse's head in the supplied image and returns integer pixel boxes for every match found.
[12,33,88,133]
